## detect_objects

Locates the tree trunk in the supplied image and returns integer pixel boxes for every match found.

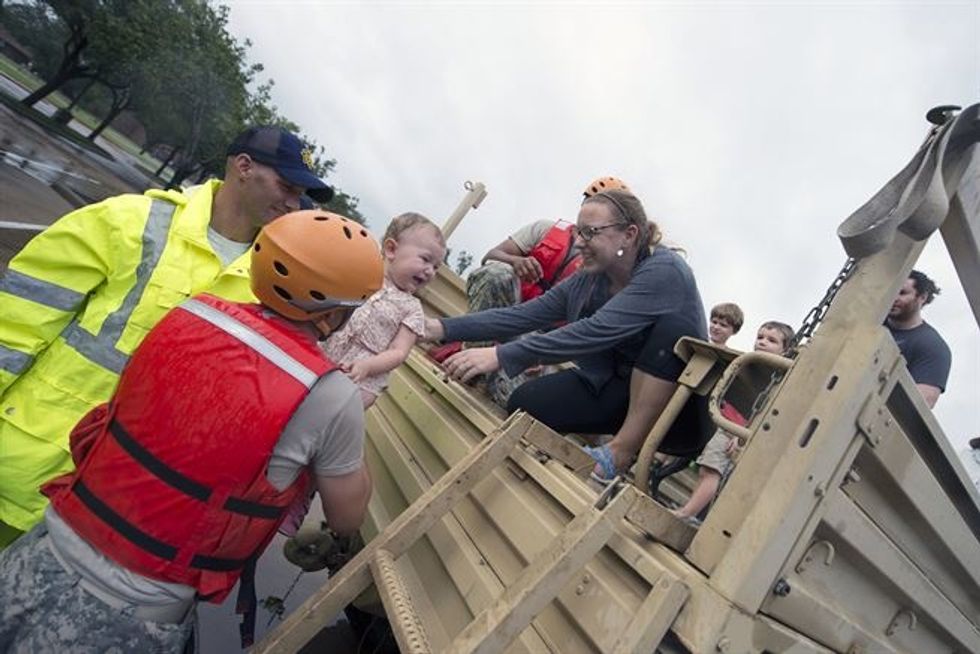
[22,31,88,107]
[86,101,128,141]
[154,147,180,177]
[167,163,198,190]
[87,85,131,141]
[66,77,97,111]
[22,65,81,107]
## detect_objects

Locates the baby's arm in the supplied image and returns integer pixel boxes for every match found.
[345,325,418,383]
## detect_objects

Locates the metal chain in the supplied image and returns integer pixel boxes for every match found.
[786,257,858,356]
[264,568,305,627]
[743,257,857,421]
[747,369,785,423]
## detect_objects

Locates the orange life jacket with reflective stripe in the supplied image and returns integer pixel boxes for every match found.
[50,294,334,602]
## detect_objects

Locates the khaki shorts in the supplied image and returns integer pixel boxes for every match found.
[696,430,734,475]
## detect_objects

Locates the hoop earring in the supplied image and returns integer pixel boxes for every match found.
[616,248,624,257]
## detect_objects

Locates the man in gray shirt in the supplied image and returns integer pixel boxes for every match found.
[886,270,952,408]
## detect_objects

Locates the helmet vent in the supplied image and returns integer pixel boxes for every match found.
[254,243,261,251]
[360,229,368,237]
[273,285,292,301]
[314,214,329,221]
[343,226,352,239]
[310,290,325,301]
[274,261,289,276]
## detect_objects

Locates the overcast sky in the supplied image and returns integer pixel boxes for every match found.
[228,1,978,453]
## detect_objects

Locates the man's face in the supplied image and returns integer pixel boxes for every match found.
[709,316,736,345]
[240,156,305,227]
[889,278,925,321]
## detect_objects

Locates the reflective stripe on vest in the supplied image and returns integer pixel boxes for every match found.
[0,344,32,375]
[178,298,319,389]
[0,262,90,375]
[65,298,319,583]
[60,199,177,374]
[0,269,86,311]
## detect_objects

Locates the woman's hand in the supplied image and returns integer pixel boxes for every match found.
[443,347,500,383]
[423,318,445,342]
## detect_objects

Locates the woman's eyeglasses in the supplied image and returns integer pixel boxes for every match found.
[574,222,626,242]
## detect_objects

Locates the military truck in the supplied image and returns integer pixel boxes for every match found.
[256,104,980,654]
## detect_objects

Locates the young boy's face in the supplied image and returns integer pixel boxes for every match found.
[708,316,736,345]
[754,327,786,354]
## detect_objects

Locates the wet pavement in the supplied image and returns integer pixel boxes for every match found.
[0,76,363,652]
[0,91,149,269]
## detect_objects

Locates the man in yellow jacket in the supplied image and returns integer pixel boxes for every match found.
[0,125,334,546]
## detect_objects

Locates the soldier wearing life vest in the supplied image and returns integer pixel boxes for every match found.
[430,177,630,407]
[0,210,384,653]
[467,176,631,312]
[0,126,335,548]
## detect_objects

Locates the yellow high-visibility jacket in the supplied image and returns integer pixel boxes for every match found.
[0,180,256,533]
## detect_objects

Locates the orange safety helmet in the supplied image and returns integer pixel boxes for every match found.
[583,176,630,198]
[251,210,384,322]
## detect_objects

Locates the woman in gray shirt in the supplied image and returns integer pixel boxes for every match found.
[426,190,712,481]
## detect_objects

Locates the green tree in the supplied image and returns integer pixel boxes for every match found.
[17,1,177,109]
[0,2,67,82]
[455,250,473,276]
[4,0,364,223]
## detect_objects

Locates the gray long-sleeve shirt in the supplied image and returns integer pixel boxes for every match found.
[442,246,706,391]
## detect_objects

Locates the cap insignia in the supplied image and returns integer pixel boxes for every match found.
[301,147,315,171]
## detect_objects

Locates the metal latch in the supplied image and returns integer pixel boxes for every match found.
[856,395,889,447]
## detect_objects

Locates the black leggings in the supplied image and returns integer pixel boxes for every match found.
[506,315,712,457]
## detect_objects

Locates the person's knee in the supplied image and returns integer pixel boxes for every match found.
[466,262,520,310]
[506,379,533,414]
[635,314,703,382]
[467,262,515,290]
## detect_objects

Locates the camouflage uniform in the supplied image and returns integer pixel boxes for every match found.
[464,261,536,407]
[0,522,193,653]
[465,261,521,316]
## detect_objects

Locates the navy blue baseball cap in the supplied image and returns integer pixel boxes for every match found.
[227,126,334,203]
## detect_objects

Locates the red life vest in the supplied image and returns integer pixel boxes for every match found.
[50,294,335,602]
[519,222,581,301]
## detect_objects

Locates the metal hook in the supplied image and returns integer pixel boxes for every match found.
[885,608,917,636]
[796,539,836,573]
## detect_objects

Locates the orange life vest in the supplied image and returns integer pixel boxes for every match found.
[50,294,335,602]
[519,222,581,301]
